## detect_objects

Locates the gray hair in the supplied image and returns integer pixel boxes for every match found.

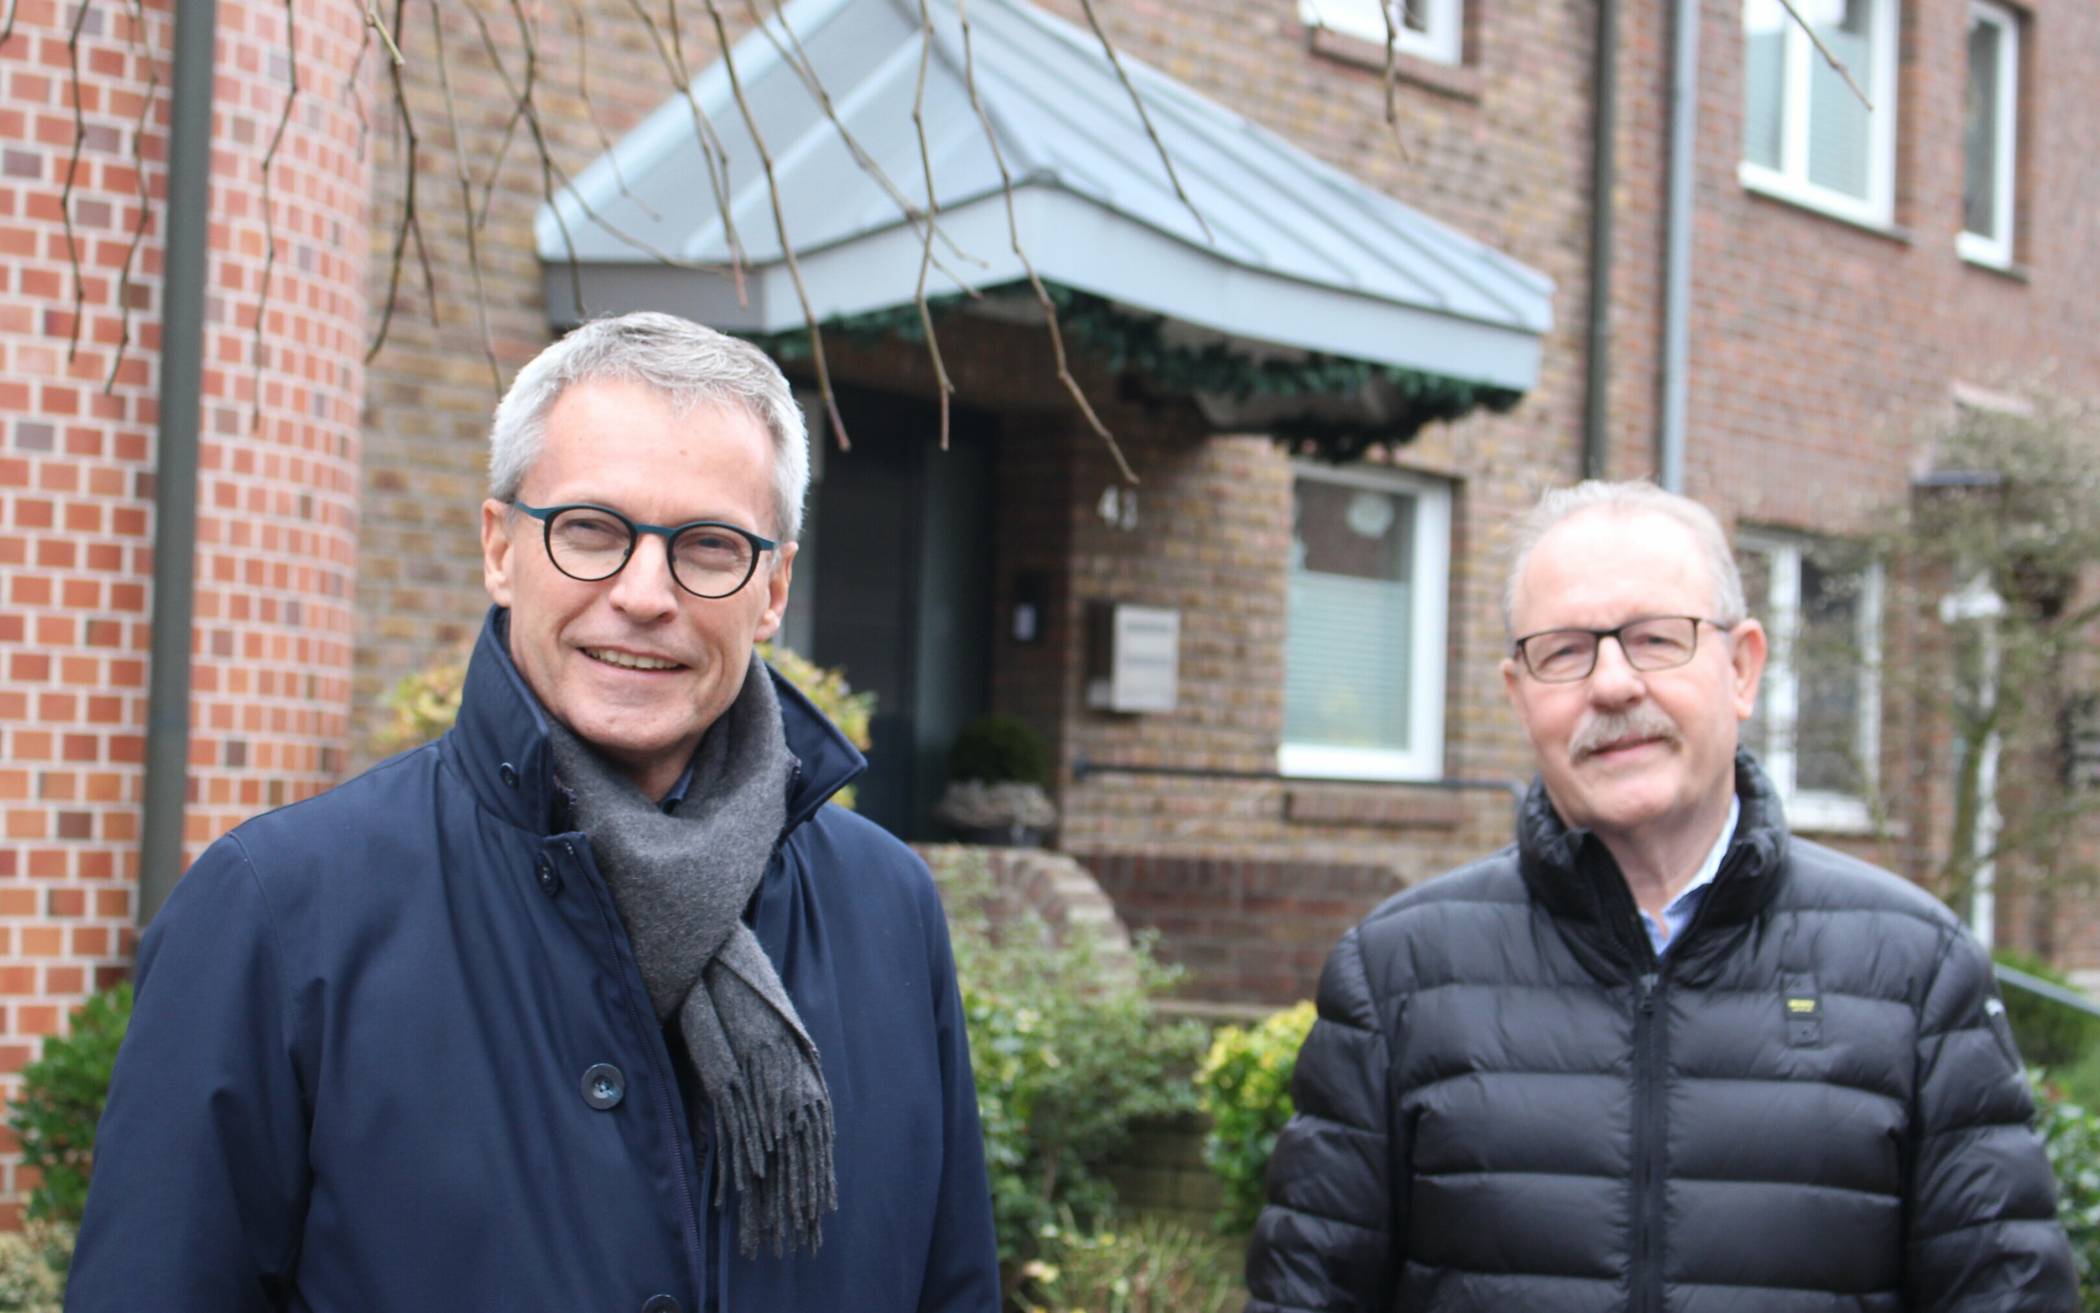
[1502,480,1747,631]
[488,311,810,542]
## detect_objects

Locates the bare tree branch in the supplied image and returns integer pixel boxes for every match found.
[1073,0,1211,247]
[430,1,502,394]
[909,0,954,448]
[368,0,437,362]
[1773,0,1872,109]
[957,0,1133,483]
[251,0,300,431]
[106,0,160,393]
[563,0,659,222]
[345,9,374,160]
[747,0,982,286]
[699,0,849,450]
[625,0,748,301]
[466,0,532,233]
[365,1,407,66]
[1377,1,1412,161]
[0,0,19,49]
[60,0,90,362]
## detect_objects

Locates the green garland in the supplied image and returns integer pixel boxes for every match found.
[754,283,1523,461]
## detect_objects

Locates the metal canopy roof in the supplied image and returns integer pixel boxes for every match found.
[535,0,1554,390]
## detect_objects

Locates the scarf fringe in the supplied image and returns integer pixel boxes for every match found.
[712,1037,839,1258]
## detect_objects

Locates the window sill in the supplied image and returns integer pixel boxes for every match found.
[1785,794,1896,838]
[1306,25,1480,101]
[1958,244,2030,282]
[1739,167,1910,246]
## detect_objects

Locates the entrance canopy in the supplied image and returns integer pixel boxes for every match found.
[536,0,1553,392]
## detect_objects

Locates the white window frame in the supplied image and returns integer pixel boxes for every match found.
[1957,0,2019,268]
[1300,0,1463,67]
[1739,530,1883,832]
[1279,464,1449,782]
[1737,0,1901,228]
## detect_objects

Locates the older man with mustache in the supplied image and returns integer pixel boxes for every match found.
[1247,481,2073,1313]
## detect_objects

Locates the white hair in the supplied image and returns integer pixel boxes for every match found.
[1502,480,1747,632]
[488,311,810,542]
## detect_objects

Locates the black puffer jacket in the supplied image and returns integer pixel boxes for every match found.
[1248,753,2075,1312]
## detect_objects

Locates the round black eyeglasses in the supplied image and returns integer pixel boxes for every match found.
[1511,615,1732,683]
[511,501,777,600]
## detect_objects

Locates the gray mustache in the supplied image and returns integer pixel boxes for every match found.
[1570,707,1680,760]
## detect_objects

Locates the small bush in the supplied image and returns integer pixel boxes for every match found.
[2031,1073,2100,1311]
[1196,1000,1316,1235]
[369,642,876,807]
[1014,1210,1241,1313]
[947,714,1052,789]
[0,1222,69,1312]
[928,849,1208,1272]
[1996,949,2100,1072]
[8,984,133,1230]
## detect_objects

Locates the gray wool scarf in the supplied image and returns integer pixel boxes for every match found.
[546,656,836,1258]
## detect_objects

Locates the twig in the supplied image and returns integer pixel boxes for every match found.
[465,0,530,232]
[367,0,434,361]
[431,1,501,394]
[344,9,373,160]
[0,0,19,48]
[251,0,300,432]
[699,0,849,450]
[624,0,748,302]
[1073,0,1212,246]
[60,0,90,362]
[364,0,406,65]
[958,0,1133,483]
[1376,0,1411,161]
[500,0,586,324]
[106,0,160,392]
[747,0,982,284]
[563,0,657,222]
[909,0,954,448]
[1774,0,1872,109]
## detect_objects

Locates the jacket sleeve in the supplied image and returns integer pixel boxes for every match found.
[67,833,310,1312]
[1904,926,2077,1311]
[1246,925,1400,1313]
[912,876,1003,1313]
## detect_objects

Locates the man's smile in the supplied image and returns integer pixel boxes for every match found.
[582,646,684,671]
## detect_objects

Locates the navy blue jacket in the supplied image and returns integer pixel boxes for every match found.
[70,612,1001,1313]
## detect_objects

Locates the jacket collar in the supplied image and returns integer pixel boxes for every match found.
[1517,748,1791,964]
[444,606,867,835]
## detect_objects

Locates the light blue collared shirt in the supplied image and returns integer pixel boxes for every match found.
[1640,794,1740,956]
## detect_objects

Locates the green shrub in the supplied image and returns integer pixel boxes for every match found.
[1196,1000,1316,1235]
[370,642,876,807]
[7,984,132,1231]
[947,714,1052,789]
[2031,1073,2100,1311]
[929,849,1207,1271]
[1996,949,2100,1072]
[0,1222,68,1312]
[1014,1210,1242,1313]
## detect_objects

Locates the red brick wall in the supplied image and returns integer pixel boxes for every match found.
[0,0,370,1223]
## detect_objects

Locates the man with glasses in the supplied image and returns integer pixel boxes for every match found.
[71,313,1001,1311]
[1248,481,2072,1312]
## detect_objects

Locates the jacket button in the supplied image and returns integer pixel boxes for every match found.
[641,1297,682,1313]
[581,1063,625,1110]
[535,857,561,897]
[499,762,519,788]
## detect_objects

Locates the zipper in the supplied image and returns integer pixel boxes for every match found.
[1632,969,1666,1313]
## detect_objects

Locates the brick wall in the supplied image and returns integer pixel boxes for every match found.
[0,0,370,1223]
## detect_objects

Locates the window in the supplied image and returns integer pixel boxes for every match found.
[1738,532,1882,830]
[1959,0,2019,266]
[1300,0,1463,66]
[1740,0,1900,226]
[1281,466,1449,780]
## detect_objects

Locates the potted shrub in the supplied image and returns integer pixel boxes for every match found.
[935,714,1058,846]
